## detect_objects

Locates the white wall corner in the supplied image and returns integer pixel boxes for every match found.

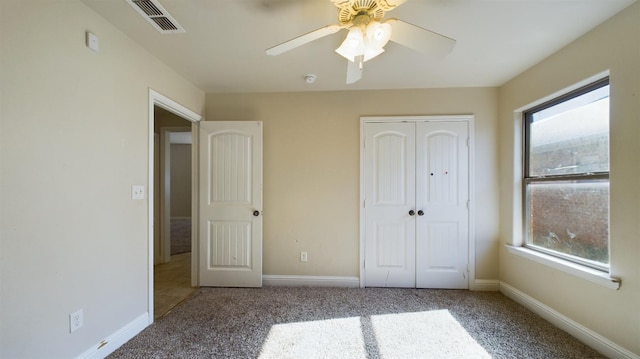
[500,282,639,359]
[262,275,360,288]
[77,313,149,359]
[472,279,500,291]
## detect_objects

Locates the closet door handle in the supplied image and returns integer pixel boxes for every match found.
[417,210,424,216]
[408,210,415,216]
[253,210,261,217]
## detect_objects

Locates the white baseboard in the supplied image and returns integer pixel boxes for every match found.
[263,275,360,288]
[500,282,639,359]
[472,279,500,291]
[262,276,501,291]
[78,313,150,359]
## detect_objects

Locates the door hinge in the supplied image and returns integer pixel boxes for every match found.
[466,137,470,147]
[466,200,470,209]
[363,198,366,208]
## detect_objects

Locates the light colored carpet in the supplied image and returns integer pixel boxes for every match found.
[259,310,490,358]
[109,287,604,358]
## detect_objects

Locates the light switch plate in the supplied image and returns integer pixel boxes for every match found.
[86,31,99,52]
[131,185,145,200]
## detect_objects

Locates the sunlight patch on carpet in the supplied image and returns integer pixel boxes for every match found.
[259,317,366,358]
[371,310,491,358]
[258,310,490,358]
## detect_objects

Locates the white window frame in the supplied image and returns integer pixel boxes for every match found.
[507,72,620,290]
[523,77,610,271]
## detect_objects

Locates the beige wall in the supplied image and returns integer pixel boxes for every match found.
[498,2,639,355]
[170,144,192,218]
[206,88,500,280]
[153,107,192,264]
[154,106,193,130]
[0,1,204,358]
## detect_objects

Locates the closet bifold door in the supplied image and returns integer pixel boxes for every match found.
[363,122,416,288]
[415,121,469,289]
[363,120,470,289]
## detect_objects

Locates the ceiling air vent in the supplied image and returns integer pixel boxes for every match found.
[127,0,185,34]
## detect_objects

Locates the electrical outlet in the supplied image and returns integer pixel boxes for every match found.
[131,185,145,200]
[69,309,83,333]
[300,251,308,262]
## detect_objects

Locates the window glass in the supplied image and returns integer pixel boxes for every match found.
[528,180,609,265]
[524,79,609,270]
[529,86,609,177]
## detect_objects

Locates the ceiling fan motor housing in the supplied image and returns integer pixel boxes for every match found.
[337,0,387,25]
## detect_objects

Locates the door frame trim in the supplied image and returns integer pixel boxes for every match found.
[359,115,476,289]
[148,89,201,324]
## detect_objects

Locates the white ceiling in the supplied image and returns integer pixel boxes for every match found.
[82,0,635,94]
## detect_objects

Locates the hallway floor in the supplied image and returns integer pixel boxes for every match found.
[154,252,196,320]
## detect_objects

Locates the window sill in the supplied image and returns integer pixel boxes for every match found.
[505,245,621,290]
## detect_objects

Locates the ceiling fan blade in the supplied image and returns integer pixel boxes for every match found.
[387,18,456,57]
[378,0,408,11]
[346,56,363,84]
[258,0,299,10]
[329,0,350,10]
[266,24,343,56]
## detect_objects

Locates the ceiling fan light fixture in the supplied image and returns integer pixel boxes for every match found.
[335,27,365,62]
[336,21,392,63]
[363,46,384,62]
[366,21,392,47]
[362,21,391,62]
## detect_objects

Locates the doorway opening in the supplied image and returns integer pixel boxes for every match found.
[148,90,201,322]
[154,107,194,319]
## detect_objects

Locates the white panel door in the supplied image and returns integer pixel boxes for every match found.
[364,123,416,287]
[199,121,262,287]
[415,122,469,289]
[364,120,469,289]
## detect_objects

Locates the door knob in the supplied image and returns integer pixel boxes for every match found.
[253,210,260,217]
[409,210,415,216]
[417,210,424,216]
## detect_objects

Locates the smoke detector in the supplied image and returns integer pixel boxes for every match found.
[304,74,317,84]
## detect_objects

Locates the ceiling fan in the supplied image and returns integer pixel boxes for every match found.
[265,0,456,84]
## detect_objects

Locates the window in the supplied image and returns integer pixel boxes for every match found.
[524,78,609,271]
